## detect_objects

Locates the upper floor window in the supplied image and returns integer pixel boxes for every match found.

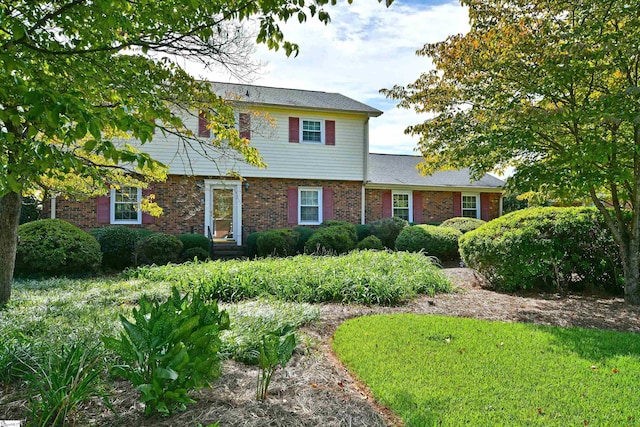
[393,191,411,221]
[111,186,142,224]
[301,119,323,144]
[462,194,479,218]
[299,187,322,224]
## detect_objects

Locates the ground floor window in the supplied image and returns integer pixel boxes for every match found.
[462,194,479,218]
[299,187,322,224]
[111,186,142,224]
[393,192,411,221]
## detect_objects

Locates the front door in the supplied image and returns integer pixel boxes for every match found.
[204,180,242,245]
[212,188,234,241]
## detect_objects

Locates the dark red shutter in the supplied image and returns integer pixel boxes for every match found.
[325,120,335,146]
[142,186,155,224]
[453,192,462,217]
[198,111,210,137]
[480,193,491,221]
[239,112,251,140]
[412,191,423,224]
[382,190,392,218]
[323,188,334,221]
[97,195,110,224]
[288,187,298,224]
[289,117,299,143]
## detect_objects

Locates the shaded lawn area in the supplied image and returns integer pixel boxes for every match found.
[333,314,640,426]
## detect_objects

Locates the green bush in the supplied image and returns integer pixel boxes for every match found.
[292,226,316,254]
[178,233,210,252]
[181,247,210,262]
[459,207,622,293]
[134,233,183,266]
[103,288,229,416]
[440,217,486,234]
[356,224,372,241]
[19,195,40,224]
[15,219,102,275]
[246,232,262,258]
[357,235,384,250]
[256,229,297,257]
[320,220,358,245]
[133,228,155,241]
[396,225,462,260]
[90,226,139,270]
[304,225,356,254]
[370,217,408,249]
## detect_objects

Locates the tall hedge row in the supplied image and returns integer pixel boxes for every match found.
[459,207,622,293]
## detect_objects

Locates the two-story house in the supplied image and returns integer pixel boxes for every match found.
[45,82,504,244]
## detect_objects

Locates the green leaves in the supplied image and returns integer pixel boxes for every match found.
[256,325,297,400]
[102,288,229,416]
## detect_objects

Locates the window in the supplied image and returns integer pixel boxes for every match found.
[301,119,323,144]
[392,192,411,221]
[299,187,322,224]
[111,187,142,224]
[462,194,479,218]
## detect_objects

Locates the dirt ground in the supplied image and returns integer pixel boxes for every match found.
[4,268,640,426]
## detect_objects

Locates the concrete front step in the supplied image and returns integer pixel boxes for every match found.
[210,243,246,259]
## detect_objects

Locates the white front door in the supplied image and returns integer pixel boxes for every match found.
[204,180,242,245]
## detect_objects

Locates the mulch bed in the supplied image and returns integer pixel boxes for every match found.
[3,267,640,426]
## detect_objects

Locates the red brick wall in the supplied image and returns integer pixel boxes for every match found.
[365,189,501,224]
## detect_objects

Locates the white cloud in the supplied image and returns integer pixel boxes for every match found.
[198,0,470,155]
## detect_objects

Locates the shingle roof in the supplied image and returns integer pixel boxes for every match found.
[208,82,383,116]
[368,153,505,189]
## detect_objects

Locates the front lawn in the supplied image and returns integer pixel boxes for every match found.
[333,314,640,426]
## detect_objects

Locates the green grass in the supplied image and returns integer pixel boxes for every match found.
[333,314,640,426]
[125,250,452,305]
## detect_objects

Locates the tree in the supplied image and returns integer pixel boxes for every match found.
[382,0,640,303]
[0,0,391,305]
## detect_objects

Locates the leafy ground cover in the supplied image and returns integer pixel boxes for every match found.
[125,250,452,305]
[333,314,640,426]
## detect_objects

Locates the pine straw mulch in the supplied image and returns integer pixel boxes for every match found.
[3,267,640,426]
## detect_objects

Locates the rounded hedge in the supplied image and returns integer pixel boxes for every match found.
[304,225,356,254]
[395,225,462,260]
[90,226,139,270]
[246,232,261,258]
[370,217,408,249]
[292,226,316,254]
[355,224,372,242]
[134,233,183,266]
[15,219,102,275]
[356,235,384,250]
[320,220,358,245]
[178,233,210,252]
[181,247,210,262]
[459,207,622,293]
[440,217,486,234]
[256,229,296,257]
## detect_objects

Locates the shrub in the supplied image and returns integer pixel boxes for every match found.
[256,229,296,257]
[181,247,210,262]
[135,233,183,266]
[103,288,229,416]
[357,235,384,250]
[370,217,408,248]
[320,220,358,245]
[396,225,462,260]
[292,226,316,254]
[15,219,101,275]
[90,226,139,270]
[356,224,372,241]
[178,233,210,252]
[459,207,622,293]
[246,232,262,258]
[133,228,155,241]
[304,225,356,254]
[19,195,40,224]
[440,217,486,234]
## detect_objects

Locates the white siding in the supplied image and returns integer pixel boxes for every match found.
[134,107,367,181]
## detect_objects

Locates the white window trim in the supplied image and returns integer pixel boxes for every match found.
[299,118,325,144]
[298,187,323,225]
[462,193,480,219]
[392,191,413,222]
[203,180,243,246]
[110,187,142,224]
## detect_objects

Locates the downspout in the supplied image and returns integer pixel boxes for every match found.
[499,194,504,217]
[50,196,56,219]
[361,117,370,224]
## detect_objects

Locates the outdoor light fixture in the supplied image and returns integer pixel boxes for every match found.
[244,181,250,190]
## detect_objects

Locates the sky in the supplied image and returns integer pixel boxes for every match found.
[192,0,471,156]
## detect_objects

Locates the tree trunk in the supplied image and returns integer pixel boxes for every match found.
[0,191,22,306]
[621,238,640,305]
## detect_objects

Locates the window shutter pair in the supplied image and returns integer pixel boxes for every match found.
[96,186,155,224]
[381,190,423,222]
[287,187,334,224]
[198,111,251,139]
[288,117,335,145]
[452,192,491,220]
